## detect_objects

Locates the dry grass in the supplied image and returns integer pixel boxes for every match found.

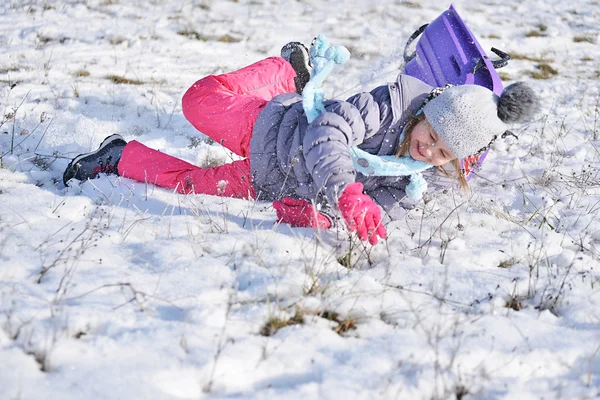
[109,36,126,45]
[498,71,512,81]
[508,52,553,63]
[260,309,358,337]
[217,34,242,43]
[0,65,26,74]
[177,30,243,43]
[525,23,548,37]
[260,312,304,336]
[525,30,545,38]
[106,74,144,85]
[526,63,559,80]
[338,252,352,268]
[400,1,422,8]
[74,69,90,77]
[320,311,358,335]
[37,35,68,45]
[177,29,202,40]
[505,296,525,311]
[200,152,224,168]
[573,35,596,44]
[497,258,517,269]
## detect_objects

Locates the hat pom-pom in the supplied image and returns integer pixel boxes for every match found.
[497,82,539,124]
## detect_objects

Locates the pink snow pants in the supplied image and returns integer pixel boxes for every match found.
[117,57,297,198]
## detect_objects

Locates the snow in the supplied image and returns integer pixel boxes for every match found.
[1,0,599,399]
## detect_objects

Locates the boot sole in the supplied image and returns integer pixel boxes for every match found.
[63,134,126,186]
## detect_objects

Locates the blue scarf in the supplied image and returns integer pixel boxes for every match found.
[349,146,431,200]
[302,35,431,200]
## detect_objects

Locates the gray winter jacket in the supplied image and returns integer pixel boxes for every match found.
[249,74,433,221]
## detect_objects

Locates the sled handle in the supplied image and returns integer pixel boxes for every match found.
[473,47,512,74]
[490,47,511,69]
[403,24,429,64]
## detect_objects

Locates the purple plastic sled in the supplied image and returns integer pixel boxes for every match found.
[402,5,510,178]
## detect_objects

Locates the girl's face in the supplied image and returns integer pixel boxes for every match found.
[408,118,457,166]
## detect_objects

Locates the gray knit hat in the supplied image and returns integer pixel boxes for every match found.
[422,82,539,159]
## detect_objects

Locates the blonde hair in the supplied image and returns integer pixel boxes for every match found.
[396,113,469,190]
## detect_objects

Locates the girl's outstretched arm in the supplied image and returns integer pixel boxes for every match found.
[302,92,382,205]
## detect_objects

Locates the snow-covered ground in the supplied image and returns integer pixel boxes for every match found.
[1,0,599,398]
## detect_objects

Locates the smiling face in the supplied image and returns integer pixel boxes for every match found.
[408,118,457,166]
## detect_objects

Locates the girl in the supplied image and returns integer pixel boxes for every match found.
[62,42,539,245]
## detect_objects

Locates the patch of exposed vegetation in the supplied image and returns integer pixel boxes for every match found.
[73,330,87,339]
[0,79,20,88]
[260,312,304,336]
[106,74,144,85]
[525,30,545,38]
[0,65,30,74]
[216,34,243,43]
[200,152,224,168]
[321,310,357,335]
[526,63,558,80]
[177,30,243,43]
[338,252,352,268]
[498,71,512,82]
[505,296,525,311]
[573,35,596,44]
[525,23,548,37]
[508,52,553,63]
[400,1,421,8]
[109,36,127,45]
[497,258,517,269]
[37,35,68,45]
[177,29,203,40]
[259,309,358,337]
[74,69,90,77]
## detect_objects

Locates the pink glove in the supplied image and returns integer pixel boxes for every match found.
[273,197,331,229]
[338,182,387,245]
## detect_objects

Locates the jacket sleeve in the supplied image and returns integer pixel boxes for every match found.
[366,182,412,221]
[302,92,382,204]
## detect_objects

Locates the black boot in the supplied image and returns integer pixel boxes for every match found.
[281,42,311,95]
[63,134,127,186]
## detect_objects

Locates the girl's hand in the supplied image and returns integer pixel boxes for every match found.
[273,197,331,229]
[338,182,387,245]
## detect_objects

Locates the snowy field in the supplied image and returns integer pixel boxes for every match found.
[1,0,599,399]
